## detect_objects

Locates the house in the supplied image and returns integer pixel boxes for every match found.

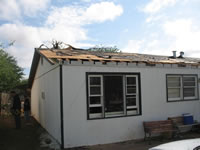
[29,45,200,149]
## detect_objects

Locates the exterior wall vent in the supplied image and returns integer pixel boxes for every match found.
[146,63,156,67]
[178,64,186,67]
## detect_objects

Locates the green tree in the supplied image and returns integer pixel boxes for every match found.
[15,79,29,95]
[88,45,121,53]
[0,43,23,114]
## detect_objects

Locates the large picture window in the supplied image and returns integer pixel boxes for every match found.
[167,74,198,102]
[87,73,141,119]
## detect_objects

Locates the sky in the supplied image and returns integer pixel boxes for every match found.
[0,0,200,78]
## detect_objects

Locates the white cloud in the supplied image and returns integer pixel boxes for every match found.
[0,23,41,68]
[131,0,200,58]
[0,24,41,46]
[163,19,200,57]
[147,40,159,48]
[122,38,172,56]
[7,46,35,68]
[0,0,50,21]
[0,1,123,70]
[0,0,21,21]
[143,0,178,14]
[85,2,123,22]
[145,14,165,23]
[142,0,193,23]
[39,25,88,44]
[46,6,85,27]
[43,1,123,45]
[123,40,144,53]
[0,23,88,67]
[81,0,92,2]
[19,0,51,16]
[46,2,123,26]
[123,18,200,58]
[164,19,192,37]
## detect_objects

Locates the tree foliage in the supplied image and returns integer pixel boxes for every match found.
[50,39,71,49]
[0,44,23,92]
[88,45,121,53]
[46,40,121,53]
[51,40,62,49]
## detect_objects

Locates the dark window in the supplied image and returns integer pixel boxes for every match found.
[87,73,141,119]
[104,76,124,116]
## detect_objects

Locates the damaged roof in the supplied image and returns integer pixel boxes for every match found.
[38,46,200,65]
[29,45,200,88]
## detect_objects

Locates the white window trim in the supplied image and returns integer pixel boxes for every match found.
[167,75,182,101]
[88,74,141,119]
[183,76,198,100]
[88,75,104,118]
[105,111,124,117]
[167,75,198,101]
[125,75,139,113]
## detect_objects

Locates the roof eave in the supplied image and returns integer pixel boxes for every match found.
[28,48,40,88]
[28,48,58,88]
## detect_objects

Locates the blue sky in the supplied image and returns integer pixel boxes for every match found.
[0,0,200,78]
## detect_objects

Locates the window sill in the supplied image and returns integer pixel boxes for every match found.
[105,112,124,117]
[88,113,141,120]
[167,98,199,103]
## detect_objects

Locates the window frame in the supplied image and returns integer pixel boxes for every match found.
[183,76,198,100]
[88,75,104,119]
[167,75,183,101]
[166,74,199,102]
[125,75,140,115]
[86,72,142,120]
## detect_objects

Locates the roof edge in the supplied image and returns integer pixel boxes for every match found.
[28,48,40,88]
[28,48,57,88]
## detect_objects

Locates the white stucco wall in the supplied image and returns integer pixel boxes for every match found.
[31,57,61,143]
[62,62,200,148]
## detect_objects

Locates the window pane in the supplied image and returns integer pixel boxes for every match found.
[126,95,136,106]
[184,88,196,97]
[127,86,136,94]
[183,77,195,82]
[167,77,181,87]
[127,77,136,85]
[90,107,102,114]
[183,81,195,86]
[168,81,181,87]
[90,77,100,85]
[168,77,180,82]
[104,76,124,114]
[90,97,101,105]
[127,109,138,115]
[90,87,101,95]
[168,88,181,98]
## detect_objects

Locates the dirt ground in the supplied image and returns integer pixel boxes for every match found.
[1,116,200,150]
[0,116,50,150]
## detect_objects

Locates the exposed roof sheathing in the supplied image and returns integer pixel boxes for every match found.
[39,47,200,65]
[29,46,200,88]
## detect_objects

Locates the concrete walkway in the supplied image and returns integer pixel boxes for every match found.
[66,132,200,150]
